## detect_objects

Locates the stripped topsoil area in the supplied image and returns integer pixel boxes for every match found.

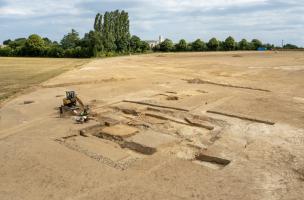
[0,51,304,200]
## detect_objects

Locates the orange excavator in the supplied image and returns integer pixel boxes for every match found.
[59,91,90,123]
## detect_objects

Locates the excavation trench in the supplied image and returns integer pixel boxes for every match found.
[185,78,271,92]
[195,153,231,168]
[121,141,156,155]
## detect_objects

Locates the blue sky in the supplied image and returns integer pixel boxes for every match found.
[0,0,303,46]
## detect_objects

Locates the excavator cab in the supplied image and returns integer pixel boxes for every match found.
[59,91,90,123]
[59,91,90,124]
[66,91,76,100]
[63,91,77,107]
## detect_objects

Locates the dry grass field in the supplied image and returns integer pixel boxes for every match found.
[0,57,88,103]
[0,51,304,200]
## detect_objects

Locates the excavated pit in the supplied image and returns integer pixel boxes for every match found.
[55,134,139,170]
[121,141,156,155]
[122,130,178,155]
[94,124,139,141]
[56,98,229,169]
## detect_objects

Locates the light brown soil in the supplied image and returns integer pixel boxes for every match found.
[1,51,304,200]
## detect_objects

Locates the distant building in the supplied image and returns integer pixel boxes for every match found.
[0,44,7,48]
[145,36,164,48]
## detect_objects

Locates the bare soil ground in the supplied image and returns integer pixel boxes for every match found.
[0,51,304,200]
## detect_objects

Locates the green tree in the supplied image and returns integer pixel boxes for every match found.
[117,10,130,53]
[224,36,236,50]
[238,39,249,50]
[191,39,206,51]
[43,37,53,46]
[23,34,46,56]
[3,39,11,45]
[94,13,103,32]
[8,41,18,49]
[176,39,188,51]
[153,44,161,51]
[61,29,80,49]
[265,43,274,50]
[130,35,142,53]
[159,39,174,52]
[47,46,65,57]
[103,12,116,52]
[283,44,298,49]
[140,41,150,52]
[8,38,26,49]
[207,38,219,51]
[80,31,103,57]
[92,10,130,54]
[0,46,13,56]
[251,39,262,50]
[91,13,104,55]
[218,41,225,51]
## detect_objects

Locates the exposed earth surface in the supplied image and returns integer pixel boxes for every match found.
[1,51,304,200]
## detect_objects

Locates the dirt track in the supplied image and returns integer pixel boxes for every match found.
[0,51,304,200]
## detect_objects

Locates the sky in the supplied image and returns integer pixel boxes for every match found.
[0,0,303,46]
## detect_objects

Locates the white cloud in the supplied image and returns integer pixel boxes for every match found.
[0,0,270,17]
[0,7,32,15]
[149,0,267,11]
[0,0,85,17]
[0,0,303,46]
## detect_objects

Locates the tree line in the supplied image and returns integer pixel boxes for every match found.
[1,10,296,58]
[0,10,135,58]
[156,38,302,52]
[155,37,274,52]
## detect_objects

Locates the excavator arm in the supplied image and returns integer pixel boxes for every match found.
[76,96,85,109]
